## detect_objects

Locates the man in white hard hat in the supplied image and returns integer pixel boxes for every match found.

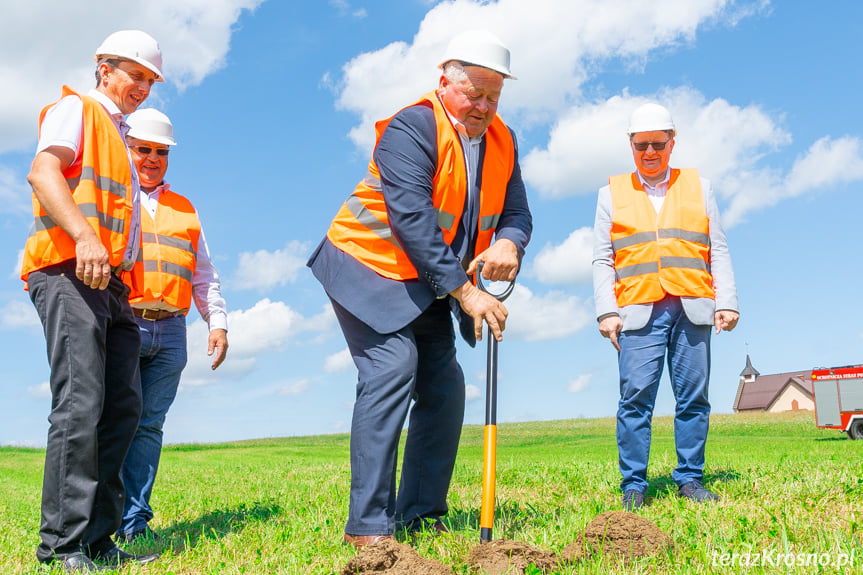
[21,30,164,571]
[308,29,531,548]
[592,102,739,511]
[117,108,229,544]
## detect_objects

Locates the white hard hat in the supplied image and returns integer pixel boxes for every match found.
[126,108,177,146]
[95,30,165,82]
[439,29,516,79]
[627,103,676,136]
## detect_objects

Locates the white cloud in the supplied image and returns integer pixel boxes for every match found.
[27,381,51,399]
[786,136,863,194]
[324,348,354,373]
[231,241,310,291]
[531,227,593,285]
[182,299,336,386]
[503,284,592,342]
[12,250,25,281]
[329,0,367,18]
[522,88,791,199]
[522,87,863,225]
[335,0,752,152]
[521,94,637,198]
[465,383,481,401]
[219,299,305,355]
[331,420,348,433]
[278,379,310,395]
[0,299,40,330]
[567,373,591,393]
[0,0,263,154]
[722,136,863,226]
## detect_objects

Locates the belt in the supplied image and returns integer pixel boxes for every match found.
[133,308,184,321]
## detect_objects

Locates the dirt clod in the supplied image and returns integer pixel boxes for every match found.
[561,510,672,564]
[341,538,453,575]
[468,539,559,574]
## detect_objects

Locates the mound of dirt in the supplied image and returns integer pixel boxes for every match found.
[341,538,453,575]
[561,510,672,564]
[468,539,559,574]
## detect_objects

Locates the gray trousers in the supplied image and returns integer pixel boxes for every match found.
[28,260,142,562]
[332,298,466,535]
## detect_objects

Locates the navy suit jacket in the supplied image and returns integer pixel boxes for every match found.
[309,100,532,346]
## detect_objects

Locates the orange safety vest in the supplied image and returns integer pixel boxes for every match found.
[326,91,515,280]
[21,86,136,284]
[609,168,714,307]
[129,190,200,313]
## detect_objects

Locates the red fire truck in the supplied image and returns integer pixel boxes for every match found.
[812,365,863,439]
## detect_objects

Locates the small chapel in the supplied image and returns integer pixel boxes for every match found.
[732,355,814,413]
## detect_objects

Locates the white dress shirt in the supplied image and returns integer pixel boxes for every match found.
[636,168,672,214]
[137,183,228,332]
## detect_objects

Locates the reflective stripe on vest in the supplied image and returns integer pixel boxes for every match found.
[31,203,127,235]
[326,91,515,281]
[21,86,134,282]
[609,168,714,307]
[129,190,200,312]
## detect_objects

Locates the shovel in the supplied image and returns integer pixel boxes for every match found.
[475,261,515,543]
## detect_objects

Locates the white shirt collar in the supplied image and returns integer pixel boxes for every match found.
[140,182,171,219]
[88,88,123,118]
[143,181,170,199]
[636,167,671,191]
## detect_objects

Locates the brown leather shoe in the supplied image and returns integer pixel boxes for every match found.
[405,518,449,535]
[343,533,395,550]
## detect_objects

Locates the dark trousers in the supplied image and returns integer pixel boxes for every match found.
[332,298,466,535]
[28,260,142,562]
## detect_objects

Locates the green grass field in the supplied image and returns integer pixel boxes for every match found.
[1,410,861,574]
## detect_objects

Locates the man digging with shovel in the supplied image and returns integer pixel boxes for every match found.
[308,29,532,549]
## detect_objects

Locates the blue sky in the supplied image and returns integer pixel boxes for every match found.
[2,0,862,446]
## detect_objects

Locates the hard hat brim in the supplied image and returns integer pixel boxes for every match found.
[627,127,676,136]
[129,134,177,146]
[95,54,165,82]
[438,59,517,80]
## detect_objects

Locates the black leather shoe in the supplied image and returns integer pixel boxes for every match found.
[678,479,720,503]
[51,552,110,573]
[91,544,160,566]
[115,527,159,543]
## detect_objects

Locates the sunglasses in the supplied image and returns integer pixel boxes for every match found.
[631,140,670,152]
[131,146,169,157]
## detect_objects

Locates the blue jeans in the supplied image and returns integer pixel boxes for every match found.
[119,314,187,536]
[616,296,711,493]
[332,298,465,536]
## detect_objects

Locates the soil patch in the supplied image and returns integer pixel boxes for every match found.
[468,539,559,574]
[341,538,453,575]
[561,510,672,564]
